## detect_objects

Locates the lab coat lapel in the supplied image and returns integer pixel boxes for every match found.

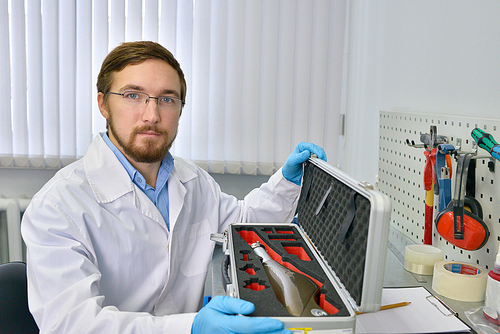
[168,159,197,232]
[84,134,135,204]
[85,135,163,223]
[85,135,169,228]
[133,185,165,226]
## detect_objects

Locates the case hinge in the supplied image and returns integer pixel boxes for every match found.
[358,181,374,190]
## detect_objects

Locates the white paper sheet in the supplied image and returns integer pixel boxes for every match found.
[355,287,471,333]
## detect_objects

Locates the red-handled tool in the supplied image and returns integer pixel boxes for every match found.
[423,148,437,245]
[407,125,448,245]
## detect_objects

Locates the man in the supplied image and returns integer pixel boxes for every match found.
[21,41,327,333]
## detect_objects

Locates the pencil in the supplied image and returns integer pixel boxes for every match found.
[380,301,411,310]
[356,301,410,315]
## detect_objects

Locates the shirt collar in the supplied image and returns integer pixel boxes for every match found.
[101,132,174,188]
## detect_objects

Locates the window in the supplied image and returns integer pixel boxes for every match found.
[1,0,345,175]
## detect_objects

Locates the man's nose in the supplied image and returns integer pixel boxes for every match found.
[142,98,160,123]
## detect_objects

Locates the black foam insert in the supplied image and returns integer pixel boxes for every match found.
[297,160,371,306]
[231,225,350,317]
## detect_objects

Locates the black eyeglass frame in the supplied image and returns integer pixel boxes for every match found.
[106,91,185,112]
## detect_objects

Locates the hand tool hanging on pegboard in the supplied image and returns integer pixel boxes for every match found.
[471,127,500,164]
[423,147,436,245]
[435,144,455,211]
[406,125,448,245]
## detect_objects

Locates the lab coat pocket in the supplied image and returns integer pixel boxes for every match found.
[179,219,213,277]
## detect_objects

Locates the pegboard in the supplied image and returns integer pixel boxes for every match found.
[378,110,500,270]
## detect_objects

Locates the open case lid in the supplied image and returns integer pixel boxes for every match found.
[296,157,392,312]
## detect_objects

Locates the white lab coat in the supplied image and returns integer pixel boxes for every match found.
[21,134,300,334]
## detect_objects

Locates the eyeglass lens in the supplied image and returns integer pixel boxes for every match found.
[122,92,182,111]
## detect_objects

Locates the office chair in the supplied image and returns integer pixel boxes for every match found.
[0,262,39,334]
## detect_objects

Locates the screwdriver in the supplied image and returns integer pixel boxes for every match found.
[471,128,500,161]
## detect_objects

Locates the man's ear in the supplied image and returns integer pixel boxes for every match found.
[97,92,110,120]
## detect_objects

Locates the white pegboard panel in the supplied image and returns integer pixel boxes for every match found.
[378,111,500,270]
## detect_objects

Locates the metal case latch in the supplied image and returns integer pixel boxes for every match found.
[210,232,228,251]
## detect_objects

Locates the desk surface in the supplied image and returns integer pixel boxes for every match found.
[383,227,480,331]
[210,225,481,332]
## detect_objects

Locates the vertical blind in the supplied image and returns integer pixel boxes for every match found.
[1,0,345,175]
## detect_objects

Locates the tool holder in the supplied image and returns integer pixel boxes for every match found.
[379,111,500,269]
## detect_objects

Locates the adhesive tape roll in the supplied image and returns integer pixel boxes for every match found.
[432,261,487,302]
[404,244,444,275]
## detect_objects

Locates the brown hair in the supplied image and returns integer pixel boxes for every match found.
[97,41,187,105]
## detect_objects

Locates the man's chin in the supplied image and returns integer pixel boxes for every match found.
[127,149,167,163]
[126,140,171,163]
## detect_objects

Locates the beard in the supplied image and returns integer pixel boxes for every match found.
[108,114,176,164]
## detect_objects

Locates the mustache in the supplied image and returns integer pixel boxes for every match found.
[132,125,168,135]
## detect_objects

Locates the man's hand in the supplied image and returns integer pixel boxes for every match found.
[192,296,291,334]
[282,142,327,185]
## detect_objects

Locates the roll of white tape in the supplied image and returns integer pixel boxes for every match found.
[404,244,444,275]
[432,261,487,302]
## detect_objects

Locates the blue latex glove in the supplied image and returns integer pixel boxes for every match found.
[282,142,327,185]
[192,296,291,334]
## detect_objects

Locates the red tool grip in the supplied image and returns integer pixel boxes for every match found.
[424,203,433,245]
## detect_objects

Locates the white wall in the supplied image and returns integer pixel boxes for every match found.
[0,168,270,200]
[0,169,57,199]
[210,173,270,200]
[342,0,500,183]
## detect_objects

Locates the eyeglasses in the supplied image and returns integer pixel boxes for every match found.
[106,91,184,112]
